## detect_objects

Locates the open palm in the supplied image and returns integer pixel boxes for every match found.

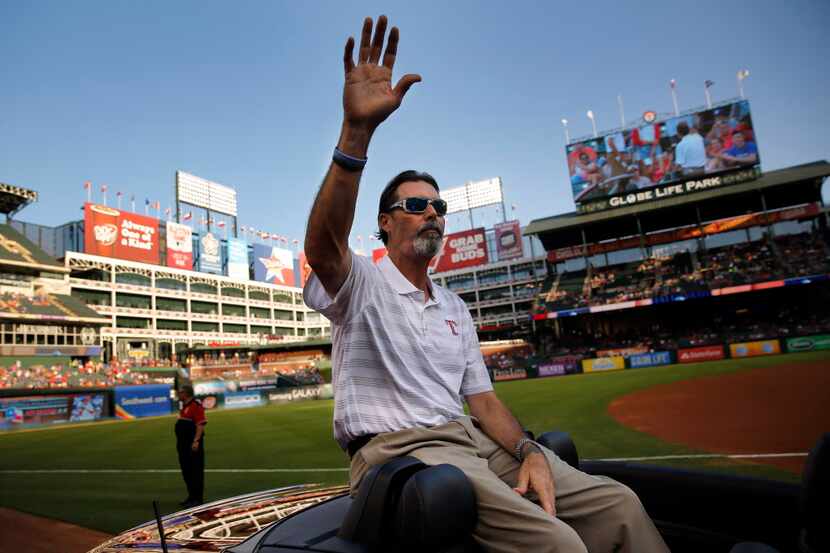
[342,16,421,131]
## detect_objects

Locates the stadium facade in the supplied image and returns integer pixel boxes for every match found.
[64,251,329,363]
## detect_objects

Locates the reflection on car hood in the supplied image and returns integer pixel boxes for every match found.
[87,484,350,553]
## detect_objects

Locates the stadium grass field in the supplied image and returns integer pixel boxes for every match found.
[1,350,827,535]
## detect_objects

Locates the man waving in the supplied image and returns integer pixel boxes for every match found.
[303,16,668,553]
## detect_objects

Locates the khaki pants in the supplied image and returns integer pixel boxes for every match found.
[350,417,669,553]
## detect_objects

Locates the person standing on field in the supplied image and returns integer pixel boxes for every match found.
[175,384,206,508]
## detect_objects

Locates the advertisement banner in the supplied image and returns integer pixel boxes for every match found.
[596,346,649,358]
[114,384,172,419]
[0,393,105,429]
[84,203,160,264]
[238,376,278,391]
[786,335,830,352]
[494,220,523,261]
[227,238,249,280]
[253,244,295,286]
[677,345,725,363]
[537,355,582,377]
[582,357,626,373]
[268,385,325,403]
[298,251,313,287]
[224,390,264,409]
[493,369,528,381]
[567,99,759,210]
[193,380,227,396]
[433,228,488,273]
[729,340,781,358]
[199,232,222,274]
[628,351,673,369]
[166,221,193,270]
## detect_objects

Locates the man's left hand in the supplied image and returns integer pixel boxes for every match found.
[513,451,556,516]
[191,440,199,452]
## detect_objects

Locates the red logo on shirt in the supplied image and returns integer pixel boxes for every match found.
[445,319,459,336]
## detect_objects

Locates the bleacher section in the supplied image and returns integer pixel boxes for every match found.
[536,231,830,314]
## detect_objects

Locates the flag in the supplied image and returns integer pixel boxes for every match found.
[704,80,715,88]
[182,212,192,221]
[240,225,247,233]
[101,184,108,193]
[164,207,171,216]
[145,198,150,206]
[84,181,91,190]
[153,200,161,210]
[216,221,226,228]
[670,79,676,89]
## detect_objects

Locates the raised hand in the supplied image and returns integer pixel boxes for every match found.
[342,16,421,132]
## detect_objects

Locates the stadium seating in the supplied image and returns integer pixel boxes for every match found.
[537,232,830,313]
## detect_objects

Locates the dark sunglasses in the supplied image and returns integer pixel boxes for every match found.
[387,197,448,217]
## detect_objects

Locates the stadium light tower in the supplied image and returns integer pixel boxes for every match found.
[586,110,597,138]
[561,118,570,144]
[737,69,750,99]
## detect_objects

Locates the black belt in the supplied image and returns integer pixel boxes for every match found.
[347,433,377,458]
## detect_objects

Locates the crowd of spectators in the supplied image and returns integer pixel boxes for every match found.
[539,232,830,312]
[0,360,169,389]
[537,305,830,359]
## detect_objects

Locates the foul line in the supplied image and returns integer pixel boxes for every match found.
[0,452,809,474]
[589,452,808,462]
[0,468,350,474]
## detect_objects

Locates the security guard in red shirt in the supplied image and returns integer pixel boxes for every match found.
[176,385,206,507]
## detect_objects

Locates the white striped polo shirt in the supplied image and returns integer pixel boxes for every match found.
[303,251,493,450]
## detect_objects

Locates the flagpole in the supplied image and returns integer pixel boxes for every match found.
[131,195,135,212]
[586,110,597,138]
[737,69,750,99]
[117,193,122,210]
[704,81,712,109]
[670,79,679,116]
[85,181,92,204]
[617,95,626,127]
[561,118,570,144]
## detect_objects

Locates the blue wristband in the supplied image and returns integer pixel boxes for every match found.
[333,147,368,172]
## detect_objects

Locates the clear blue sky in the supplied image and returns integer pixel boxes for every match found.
[2,0,828,249]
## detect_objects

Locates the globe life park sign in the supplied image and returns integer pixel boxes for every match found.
[578,167,761,214]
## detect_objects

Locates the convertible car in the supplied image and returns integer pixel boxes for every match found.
[88,431,827,553]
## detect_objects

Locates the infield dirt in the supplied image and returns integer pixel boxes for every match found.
[608,360,830,473]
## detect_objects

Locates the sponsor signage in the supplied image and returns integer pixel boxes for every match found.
[596,346,649,358]
[227,238,249,280]
[224,390,264,409]
[786,335,830,352]
[268,385,325,403]
[677,345,725,363]
[582,356,626,373]
[493,369,528,381]
[84,203,160,264]
[238,376,278,391]
[166,221,193,270]
[114,384,172,419]
[537,355,582,377]
[199,232,222,274]
[0,393,106,429]
[628,351,672,368]
[433,228,489,273]
[193,380,227,396]
[729,340,781,358]
[494,220,523,261]
[253,244,295,286]
[568,99,760,212]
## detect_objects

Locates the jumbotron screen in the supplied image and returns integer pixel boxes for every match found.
[567,100,759,209]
